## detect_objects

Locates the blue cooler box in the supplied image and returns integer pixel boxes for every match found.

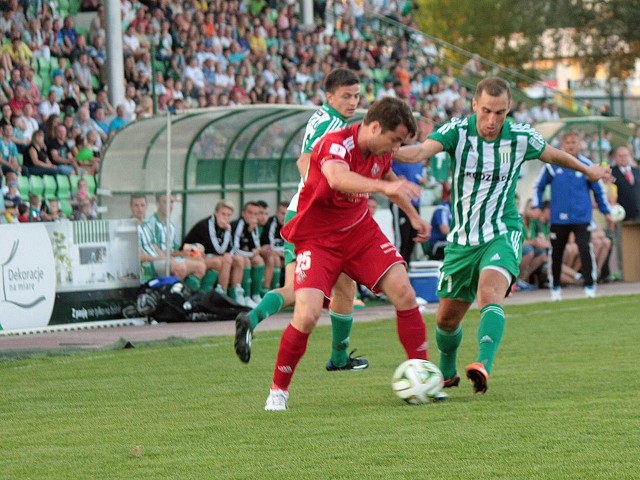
[408,261,442,303]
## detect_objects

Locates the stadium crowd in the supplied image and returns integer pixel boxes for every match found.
[1,0,638,294]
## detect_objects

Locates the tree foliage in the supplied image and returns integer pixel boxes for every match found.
[414,0,640,81]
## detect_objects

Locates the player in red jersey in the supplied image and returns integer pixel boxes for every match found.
[264,97,437,411]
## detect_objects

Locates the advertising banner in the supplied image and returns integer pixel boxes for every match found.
[0,220,140,332]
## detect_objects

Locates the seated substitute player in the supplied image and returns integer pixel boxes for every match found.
[139,193,206,291]
[393,77,610,394]
[235,68,368,372]
[230,201,268,307]
[255,200,281,293]
[259,200,288,290]
[183,200,246,295]
[264,97,435,411]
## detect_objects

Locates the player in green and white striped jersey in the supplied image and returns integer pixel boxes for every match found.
[395,77,611,393]
[139,193,206,292]
[235,69,368,371]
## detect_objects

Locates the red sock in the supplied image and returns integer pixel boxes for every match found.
[396,306,428,360]
[271,323,310,391]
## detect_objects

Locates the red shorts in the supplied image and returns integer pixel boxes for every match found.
[293,215,405,297]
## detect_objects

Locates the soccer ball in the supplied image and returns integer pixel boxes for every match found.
[610,204,626,223]
[391,359,444,404]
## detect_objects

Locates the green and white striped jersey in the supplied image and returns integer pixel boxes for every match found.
[429,114,546,246]
[289,103,348,212]
[301,103,347,154]
[140,213,179,257]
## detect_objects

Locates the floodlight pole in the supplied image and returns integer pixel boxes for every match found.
[165,112,172,276]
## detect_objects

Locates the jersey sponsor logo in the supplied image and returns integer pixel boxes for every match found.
[329,143,347,158]
[528,135,545,151]
[498,146,511,164]
[464,171,508,183]
[371,162,380,176]
[337,192,369,203]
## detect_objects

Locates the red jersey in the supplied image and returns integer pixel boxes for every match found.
[282,124,393,244]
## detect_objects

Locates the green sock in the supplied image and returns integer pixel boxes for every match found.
[436,325,463,380]
[242,267,252,296]
[249,291,285,329]
[251,264,265,297]
[228,285,239,301]
[184,274,201,292]
[270,266,281,289]
[329,310,353,367]
[200,270,219,293]
[477,304,505,374]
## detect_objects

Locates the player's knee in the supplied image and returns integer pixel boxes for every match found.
[293,307,322,333]
[172,263,187,278]
[389,281,417,309]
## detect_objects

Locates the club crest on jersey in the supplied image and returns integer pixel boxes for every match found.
[371,162,380,176]
[498,146,511,164]
[329,143,347,159]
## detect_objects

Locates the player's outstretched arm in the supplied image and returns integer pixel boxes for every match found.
[296,152,312,178]
[382,170,431,241]
[540,145,611,182]
[393,138,444,164]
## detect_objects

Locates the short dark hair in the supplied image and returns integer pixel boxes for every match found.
[130,193,147,204]
[363,97,417,138]
[243,201,260,211]
[324,68,360,94]
[475,77,511,102]
[255,200,268,209]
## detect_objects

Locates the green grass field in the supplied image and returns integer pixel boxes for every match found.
[2,295,639,479]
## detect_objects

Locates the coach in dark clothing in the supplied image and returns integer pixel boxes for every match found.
[611,146,640,221]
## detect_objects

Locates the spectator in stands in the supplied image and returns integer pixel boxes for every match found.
[48,124,78,174]
[3,35,33,69]
[25,129,70,176]
[41,198,68,222]
[8,84,32,115]
[10,114,29,155]
[59,16,78,58]
[139,192,206,290]
[38,89,61,123]
[0,123,23,176]
[462,53,485,77]
[376,78,395,100]
[512,101,533,124]
[183,199,245,295]
[22,66,41,104]
[27,193,43,221]
[75,132,100,176]
[530,98,552,123]
[108,105,129,136]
